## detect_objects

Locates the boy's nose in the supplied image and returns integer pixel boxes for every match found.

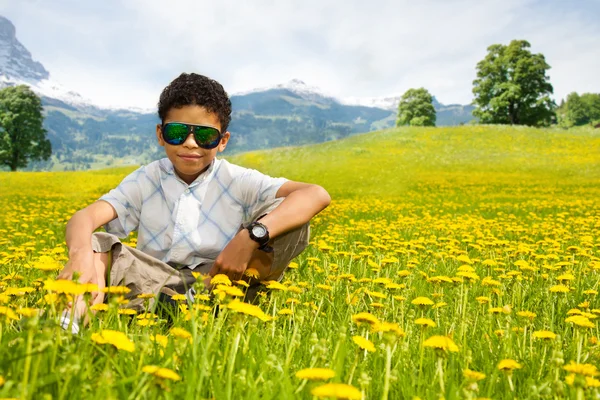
[182,133,198,148]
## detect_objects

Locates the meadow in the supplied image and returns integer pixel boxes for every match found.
[0,125,599,399]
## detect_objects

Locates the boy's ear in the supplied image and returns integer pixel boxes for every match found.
[156,124,165,147]
[218,131,231,152]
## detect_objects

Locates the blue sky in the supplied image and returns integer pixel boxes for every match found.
[1,0,598,109]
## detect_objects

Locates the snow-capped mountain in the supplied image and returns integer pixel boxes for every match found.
[340,95,403,111]
[0,15,94,107]
[235,78,407,111]
[234,78,340,106]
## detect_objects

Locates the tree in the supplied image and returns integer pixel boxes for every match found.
[472,40,555,126]
[557,92,600,127]
[0,85,50,171]
[396,88,436,127]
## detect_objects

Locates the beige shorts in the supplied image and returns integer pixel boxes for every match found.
[92,199,310,310]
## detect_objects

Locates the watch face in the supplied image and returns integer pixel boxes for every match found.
[252,225,267,238]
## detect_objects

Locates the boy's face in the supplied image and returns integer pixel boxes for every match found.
[156,105,230,185]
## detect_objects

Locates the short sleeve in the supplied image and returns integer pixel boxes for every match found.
[99,166,145,238]
[239,168,288,222]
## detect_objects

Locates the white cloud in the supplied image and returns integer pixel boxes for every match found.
[0,0,598,108]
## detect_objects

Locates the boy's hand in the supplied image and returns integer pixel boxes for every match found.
[210,229,259,281]
[57,249,105,305]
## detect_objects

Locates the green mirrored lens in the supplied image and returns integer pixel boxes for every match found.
[164,123,189,144]
[194,126,220,146]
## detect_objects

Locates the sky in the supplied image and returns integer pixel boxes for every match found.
[1,0,599,109]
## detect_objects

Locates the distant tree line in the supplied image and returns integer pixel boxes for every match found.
[556,93,600,127]
[397,39,598,129]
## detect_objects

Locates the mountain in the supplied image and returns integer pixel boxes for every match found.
[0,15,474,171]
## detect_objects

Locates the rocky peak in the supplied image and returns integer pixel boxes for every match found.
[0,15,49,81]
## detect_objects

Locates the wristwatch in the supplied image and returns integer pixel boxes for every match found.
[246,220,273,253]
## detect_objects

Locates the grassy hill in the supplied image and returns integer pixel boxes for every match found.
[4,125,598,205]
[229,125,600,200]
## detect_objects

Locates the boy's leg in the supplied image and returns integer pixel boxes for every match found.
[62,232,198,333]
[233,197,311,302]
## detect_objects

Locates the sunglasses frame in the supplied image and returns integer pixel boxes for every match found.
[161,122,223,149]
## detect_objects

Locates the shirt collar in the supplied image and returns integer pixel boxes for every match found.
[160,157,219,187]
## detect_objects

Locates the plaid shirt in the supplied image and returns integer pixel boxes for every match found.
[100,158,287,267]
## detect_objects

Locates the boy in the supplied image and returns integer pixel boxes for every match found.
[57,73,331,332]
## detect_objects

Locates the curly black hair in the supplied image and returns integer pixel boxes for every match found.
[158,73,232,132]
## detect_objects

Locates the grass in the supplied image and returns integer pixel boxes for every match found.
[0,125,599,399]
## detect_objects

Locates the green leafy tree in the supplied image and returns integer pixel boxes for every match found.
[396,88,436,127]
[557,92,600,127]
[0,85,50,171]
[581,93,600,123]
[472,40,555,126]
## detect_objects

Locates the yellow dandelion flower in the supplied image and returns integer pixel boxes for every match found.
[170,327,192,340]
[385,283,405,290]
[0,375,4,386]
[563,361,599,376]
[463,368,486,381]
[311,383,362,399]
[118,309,137,315]
[414,318,436,328]
[497,359,522,371]
[142,365,181,381]
[211,274,232,286]
[532,330,557,340]
[91,330,135,352]
[137,319,157,327]
[423,335,459,352]
[316,284,332,291]
[457,255,473,264]
[372,322,405,337]
[234,280,250,288]
[227,299,272,321]
[101,286,131,294]
[0,306,18,321]
[277,308,293,316]
[170,294,187,301]
[516,311,536,320]
[352,335,376,352]
[565,315,595,328]
[244,268,260,279]
[411,297,434,306]
[549,285,570,293]
[44,279,98,295]
[265,281,288,291]
[288,262,299,269]
[137,293,156,299]
[90,303,109,312]
[556,273,575,281]
[351,312,380,326]
[16,308,39,318]
[295,368,336,380]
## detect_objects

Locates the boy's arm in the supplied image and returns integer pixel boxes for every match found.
[260,181,330,238]
[57,200,117,284]
[210,181,330,280]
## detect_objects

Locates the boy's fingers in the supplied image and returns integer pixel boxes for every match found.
[209,262,220,277]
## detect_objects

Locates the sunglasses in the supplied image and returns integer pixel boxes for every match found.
[161,122,222,149]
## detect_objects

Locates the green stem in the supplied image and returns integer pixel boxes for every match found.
[226,329,241,400]
[21,326,34,399]
[437,356,445,395]
[382,344,392,400]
